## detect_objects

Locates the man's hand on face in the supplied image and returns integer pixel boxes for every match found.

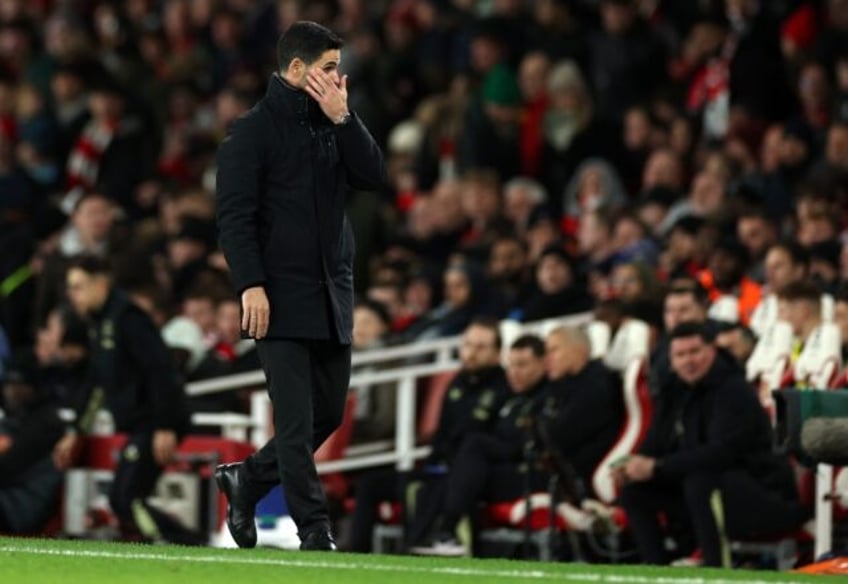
[241,286,270,339]
[305,68,349,125]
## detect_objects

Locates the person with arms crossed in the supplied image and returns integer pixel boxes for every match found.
[214,21,386,551]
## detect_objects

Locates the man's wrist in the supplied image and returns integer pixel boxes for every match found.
[334,110,351,125]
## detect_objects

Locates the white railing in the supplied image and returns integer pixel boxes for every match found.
[183,312,593,475]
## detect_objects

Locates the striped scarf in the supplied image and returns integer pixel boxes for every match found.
[65,120,116,194]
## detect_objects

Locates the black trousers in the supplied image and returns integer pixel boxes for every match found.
[110,432,198,543]
[242,339,351,535]
[348,468,445,552]
[620,470,809,567]
[440,434,524,532]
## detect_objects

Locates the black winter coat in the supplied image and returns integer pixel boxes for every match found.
[427,365,509,467]
[646,350,794,491]
[216,75,386,342]
[76,290,188,434]
[542,359,623,483]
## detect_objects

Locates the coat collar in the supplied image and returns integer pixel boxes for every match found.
[264,73,310,120]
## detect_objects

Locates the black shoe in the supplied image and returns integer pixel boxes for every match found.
[299,530,337,551]
[214,463,258,549]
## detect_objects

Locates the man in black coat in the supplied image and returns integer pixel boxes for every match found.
[0,357,65,534]
[410,334,549,556]
[618,322,808,568]
[52,255,195,543]
[214,21,386,551]
[348,318,508,552]
[537,325,624,492]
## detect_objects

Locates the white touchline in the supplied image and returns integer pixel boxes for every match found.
[0,545,813,584]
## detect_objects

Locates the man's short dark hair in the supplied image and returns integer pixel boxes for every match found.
[776,280,822,304]
[468,316,502,349]
[277,21,343,71]
[669,321,714,343]
[67,254,112,277]
[738,206,774,225]
[770,240,810,270]
[665,277,709,306]
[355,298,392,329]
[72,190,110,213]
[510,334,545,357]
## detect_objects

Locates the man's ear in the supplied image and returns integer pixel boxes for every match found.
[287,57,304,77]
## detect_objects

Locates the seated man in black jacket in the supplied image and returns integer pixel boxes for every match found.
[0,357,65,534]
[618,321,809,568]
[539,325,624,493]
[410,334,550,556]
[348,317,509,552]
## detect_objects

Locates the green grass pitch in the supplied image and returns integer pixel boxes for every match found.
[0,537,827,584]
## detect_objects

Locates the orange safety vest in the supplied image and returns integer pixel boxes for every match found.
[698,270,763,326]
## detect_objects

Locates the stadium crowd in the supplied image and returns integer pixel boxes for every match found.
[1,0,848,567]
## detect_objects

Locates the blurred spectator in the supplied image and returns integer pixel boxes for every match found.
[715,322,757,364]
[0,117,33,213]
[578,207,616,278]
[192,298,258,381]
[562,158,627,232]
[750,240,810,336]
[34,191,118,325]
[660,171,728,234]
[641,147,685,192]
[611,212,660,266]
[777,280,825,360]
[610,261,662,308]
[14,82,59,191]
[64,71,154,217]
[459,63,522,177]
[0,355,64,535]
[33,306,88,407]
[486,234,530,311]
[524,203,561,264]
[620,106,654,192]
[539,59,613,201]
[588,0,665,124]
[698,238,762,326]
[517,51,550,177]
[516,245,591,322]
[809,239,843,295]
[457,169,511,258]
[660,216,705,280]
[181,287,218,343]
[736,208,779,283]
[502,176,547,235]
[350,298,396,444]
[405,262,492,341]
